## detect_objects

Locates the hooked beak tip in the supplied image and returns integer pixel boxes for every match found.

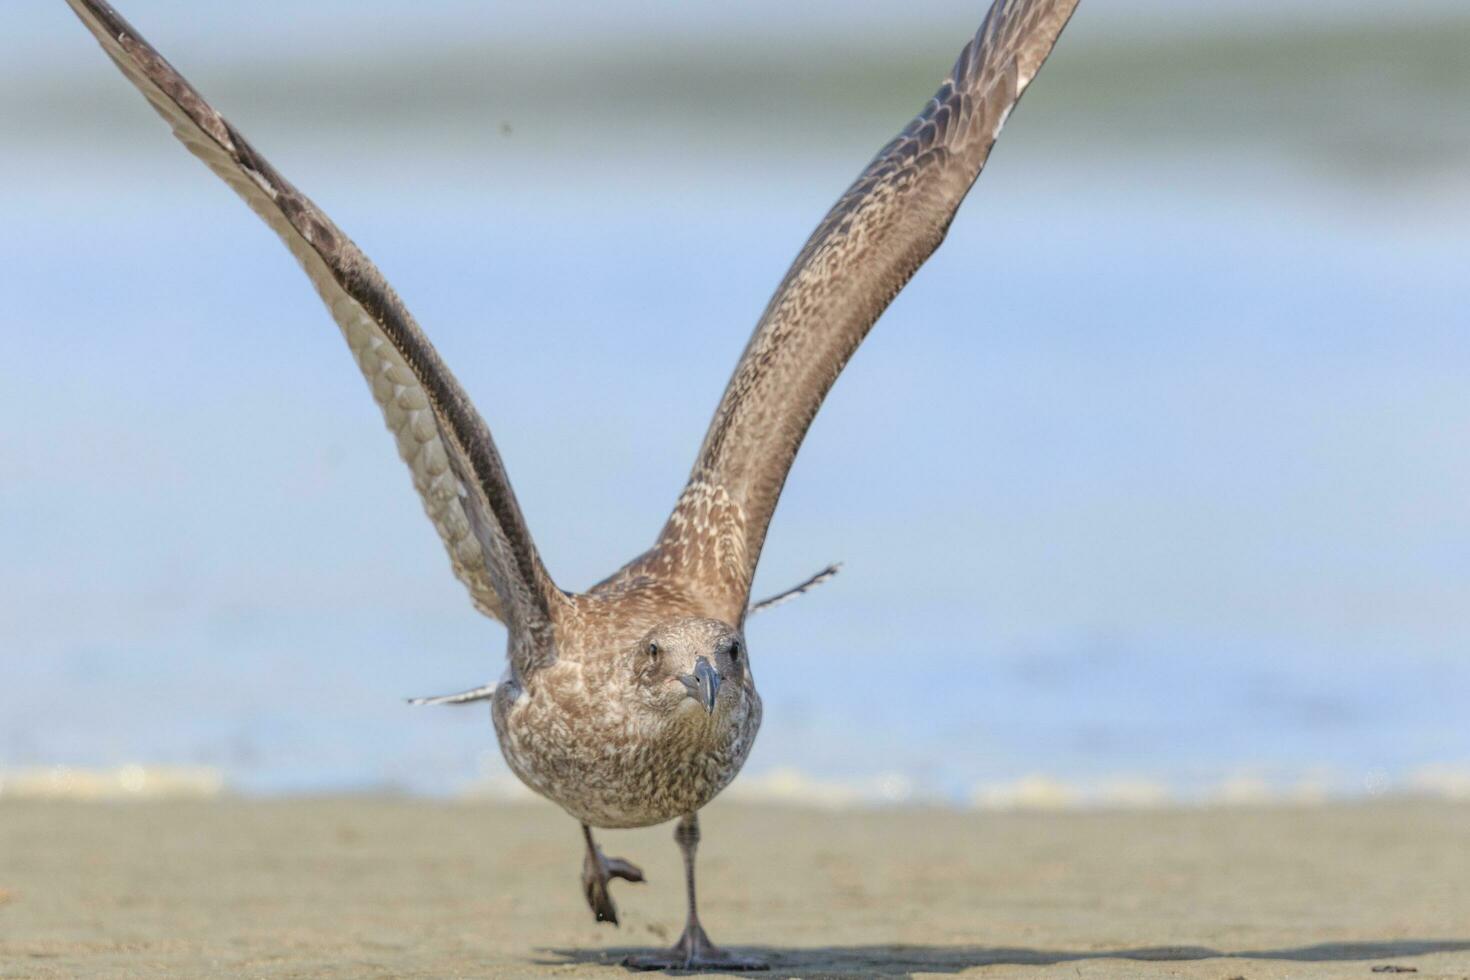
[691,657,721,714]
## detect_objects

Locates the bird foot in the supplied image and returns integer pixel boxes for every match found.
[623,922,768,971]
[582,846,644,926]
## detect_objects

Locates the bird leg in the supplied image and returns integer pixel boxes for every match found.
[581,823,644,926]
[623,813,767,971]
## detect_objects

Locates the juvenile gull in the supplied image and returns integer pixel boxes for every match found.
[61,0,1080,969]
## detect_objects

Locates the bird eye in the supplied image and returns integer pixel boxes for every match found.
[646,642,659,660]
[729,641,741,662]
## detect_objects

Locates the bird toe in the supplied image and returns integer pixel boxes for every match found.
[604,856,645,883]
[583,875,620,926]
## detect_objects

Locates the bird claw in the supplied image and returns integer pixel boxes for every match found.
[582,847,644,926]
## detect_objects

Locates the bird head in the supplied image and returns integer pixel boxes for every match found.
[630,617,750,721]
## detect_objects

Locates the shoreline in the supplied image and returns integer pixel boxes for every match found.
[5,763,1470,812]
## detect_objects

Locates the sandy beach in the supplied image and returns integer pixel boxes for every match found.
[1,798,1467,978]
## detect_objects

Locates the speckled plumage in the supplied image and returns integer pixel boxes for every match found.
[495,610,761,828]
[63,0,1080,965]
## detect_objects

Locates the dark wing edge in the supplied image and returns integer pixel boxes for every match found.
[63,0,566,656]
[654,0,1080,618]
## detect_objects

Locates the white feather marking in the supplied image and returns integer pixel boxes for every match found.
[241,165,278,200]
[992,103,1014,139]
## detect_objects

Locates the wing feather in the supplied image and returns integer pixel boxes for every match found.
[63,0,564,658]
[656,0,1080,618]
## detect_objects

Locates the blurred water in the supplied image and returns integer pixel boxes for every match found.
[2,5,1468,803]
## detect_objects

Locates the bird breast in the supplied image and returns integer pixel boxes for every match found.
[491,669,761,829]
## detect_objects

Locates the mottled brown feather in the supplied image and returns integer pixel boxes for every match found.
[656,0,1080,617]
[62,0,565,663]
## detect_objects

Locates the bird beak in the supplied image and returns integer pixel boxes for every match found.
[680,657,722,714]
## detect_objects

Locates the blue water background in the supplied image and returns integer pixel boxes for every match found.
[2,1,1468,801]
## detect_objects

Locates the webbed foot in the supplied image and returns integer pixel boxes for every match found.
[581,841,644,925]
[623,921,767,971]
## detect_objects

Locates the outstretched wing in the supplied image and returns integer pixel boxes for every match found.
[657,0,1080,619]
[63,0,564,655]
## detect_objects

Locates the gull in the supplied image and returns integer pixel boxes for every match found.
[62,0,1080,970]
